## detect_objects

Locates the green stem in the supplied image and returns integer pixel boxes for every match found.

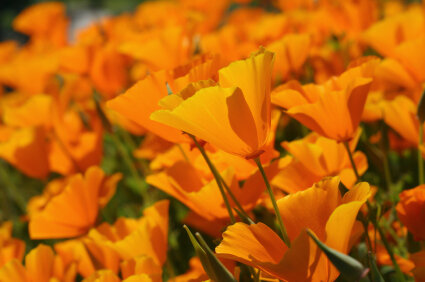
[254,158,291,247]
[418,123,424,185]
[218,175,254,223]
[345,139,403,280]
[177,144,190,163]
[377,220,406,282]
[0,164,26,214]
[110,133,150,203]
[189,135,235,224]
[382,154,392,191]
[344,141,360,181]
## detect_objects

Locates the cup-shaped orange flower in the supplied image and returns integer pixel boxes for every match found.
[28,166,122,239]
[107,54,221,143]
[383,95,423,147]
[146,160,277,221]
[151,48,274,159]
[216,177,370,281]
[272,58,378,142]
[0,244,76,282]
[272,131,368,193]
[396,185,425,241]
[53,200,169,279]
[0,222,25,269]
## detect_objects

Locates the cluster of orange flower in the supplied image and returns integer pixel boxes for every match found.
[1,0,425,281]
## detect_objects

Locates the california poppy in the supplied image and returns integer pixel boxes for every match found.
[29,166,122,239]
[0,222,25,269]
[272,58,378,142]
[396,185,425,241]
[0,244,76,282]
[272,131,367,193]
[151,47,274,159]
[216,177,370,281]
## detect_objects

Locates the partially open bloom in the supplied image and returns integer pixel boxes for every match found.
[396,185,425,241]
[0,244,76,282]
[151,48,274,159]
[272,131,367,193]
[216,177,370,281]
[272,58,378,142]
[54,200,169,279]
[0,222,25,268]
[107,54,221,143]
[28,166,122,239]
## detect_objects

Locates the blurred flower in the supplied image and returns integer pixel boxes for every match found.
[0,244,76,282]
[272,58,378,142]
[396,185,425,241]
[28,166,121,239]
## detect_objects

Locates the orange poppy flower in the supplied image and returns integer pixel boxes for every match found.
[362,7,425,58]
[216,177,370,281]
[87,200,169,267]
[54,238,119,279]
[54,200,167,279]
[396,185,425,241]
[0,244,76,282]
[119,26,192,72]
[410,251,425,281]
[271,131,367,193]
[107,54,220,143]
[83,269,120,282]
[171,257,208,282]
[151,48,274,159]
[120,256,162,281]
[90,43,129,100]
[48,107,104,175]
[147,161,277,221]
[383,95,422,147]
[12,2,68,49]
[272,58,378,142]
[29,166,122,239]
[267,33,311,82]
[0,50,58,95]
[0,222,25,269]
[0,126,49,179]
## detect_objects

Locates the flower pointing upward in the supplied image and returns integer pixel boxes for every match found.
[151,48,274,159]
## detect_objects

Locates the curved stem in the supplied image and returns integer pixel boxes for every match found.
[377,220,406,282]
[189,135,235,224]
[254,158,290,247]
[218,174,254,223]
[344,141,360,181]
[418,123,424,185]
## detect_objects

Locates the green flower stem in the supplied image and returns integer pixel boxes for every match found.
[344,142,404,281]
[254,157,291,247]
[218,175,255,224]
[376,219,406,282]
[0,163,26,214]
[418,123,424,185]
[189,135,235,224]
[109,133,151,204]
[343,141,360,181]
[177,144,190,163]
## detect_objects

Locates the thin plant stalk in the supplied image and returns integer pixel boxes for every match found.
[109,133,151,204]
[218,175,254,223]
[344,141,405,281]
[377,223,406,282]
[189,135,235,224]
[418,123,424,185]
[0,163,26,214]
[343,141,360,180]
[254,157,291,247]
